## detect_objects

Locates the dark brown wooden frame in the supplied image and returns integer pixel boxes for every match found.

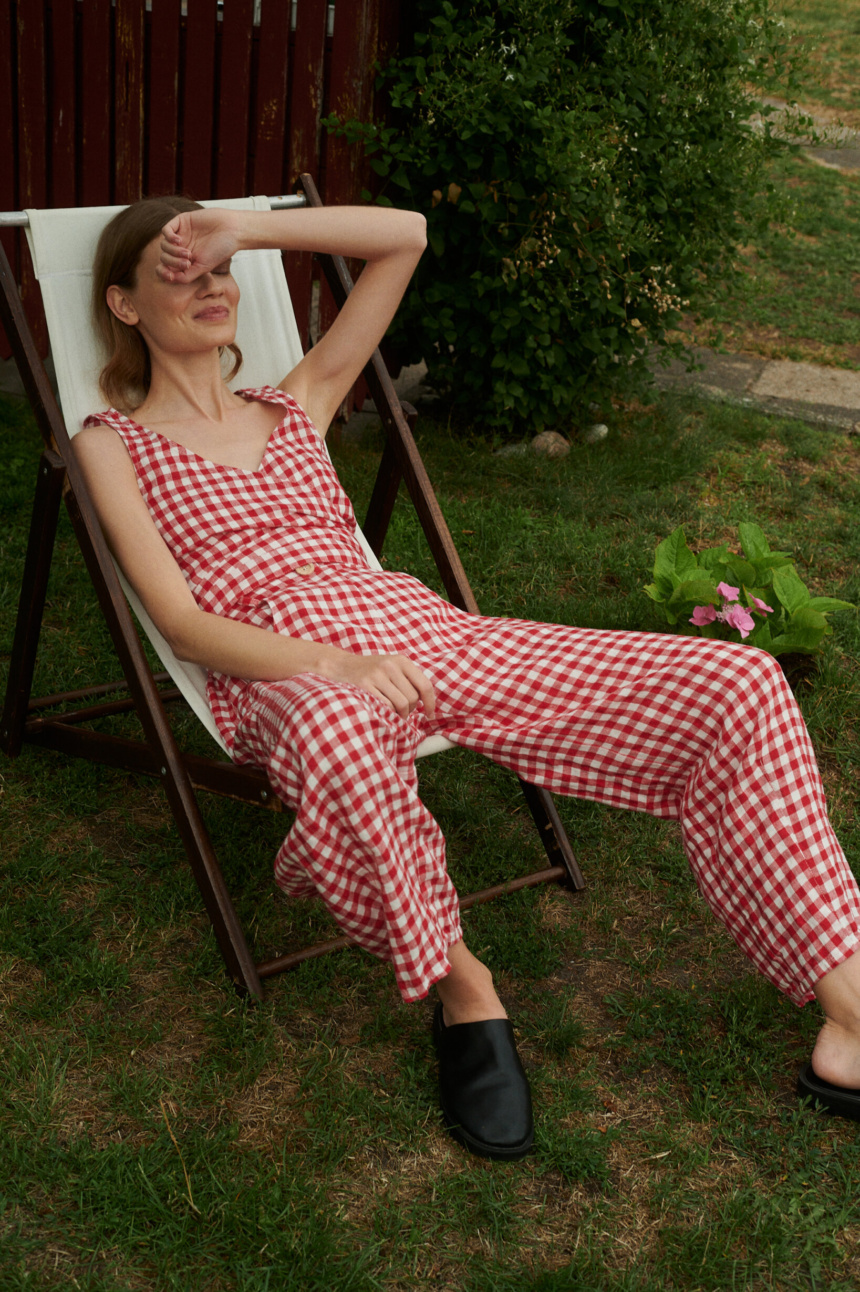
[0,175,584,999]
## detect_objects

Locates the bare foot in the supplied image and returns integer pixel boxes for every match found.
[811,950,860,1088]
[810,1019,860,1089]
[436,940,507,1026]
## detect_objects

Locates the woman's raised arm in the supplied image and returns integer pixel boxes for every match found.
[158,205,427,435]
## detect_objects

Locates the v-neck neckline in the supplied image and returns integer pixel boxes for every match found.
[118,387,292,476]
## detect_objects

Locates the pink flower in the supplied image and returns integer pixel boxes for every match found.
[690,604,717,626]
[721,604,755,638]
[749,595,774,614]
[716,582,740,601]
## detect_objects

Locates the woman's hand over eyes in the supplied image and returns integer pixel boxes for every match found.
[157,209,243,283]
[317,651,436,721]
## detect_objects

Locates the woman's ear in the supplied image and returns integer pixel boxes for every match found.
[106,285,140,327]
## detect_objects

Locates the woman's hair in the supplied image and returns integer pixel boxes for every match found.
[91,195,242,411]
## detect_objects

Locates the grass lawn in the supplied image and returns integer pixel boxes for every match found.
[781,0,860,126]
[2,384,859,1289]
[679,153,860,369]
[678,0,860,369]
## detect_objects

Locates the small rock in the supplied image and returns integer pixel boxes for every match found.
[849,421,860,437]
[531,431,571,459]
[582,422,609,443]
[494,441,529,457]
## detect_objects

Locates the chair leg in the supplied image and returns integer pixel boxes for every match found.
[160,768,266,999]
[0,449,66,757]
[517,779,586,891]
[60,492,265,1000]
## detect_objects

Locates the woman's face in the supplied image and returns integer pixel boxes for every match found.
[106,234,240,360]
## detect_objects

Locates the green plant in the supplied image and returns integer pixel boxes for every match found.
[645,523,856,655]
[329,0,802,432]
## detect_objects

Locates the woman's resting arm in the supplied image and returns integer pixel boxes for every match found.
[72,425,435,719]
[158,205,427,437]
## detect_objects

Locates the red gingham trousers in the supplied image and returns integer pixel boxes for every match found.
[231,618,860,1006]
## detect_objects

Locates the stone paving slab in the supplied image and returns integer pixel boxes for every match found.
[752,358,860,414]
[756,96,860,172]
[651,347,860,433]
[808,143,860,173]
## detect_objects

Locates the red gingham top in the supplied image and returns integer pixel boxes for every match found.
[84,386,473,749]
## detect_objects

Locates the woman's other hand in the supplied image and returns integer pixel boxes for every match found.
[157,209,243,283]
[317,651,436,721]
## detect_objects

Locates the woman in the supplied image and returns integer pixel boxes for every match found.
[76,196,860,1158]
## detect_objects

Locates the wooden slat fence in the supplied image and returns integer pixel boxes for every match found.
[1,0,409,381]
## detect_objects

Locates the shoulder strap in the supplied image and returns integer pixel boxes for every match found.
[83,409,123,431]
[236,385,293,410]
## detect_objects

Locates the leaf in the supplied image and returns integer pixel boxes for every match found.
[791,607,829,630]
[724,558,758,589]
[699,561,729,588]
[753,554,793,573]
[698,545,731,571]
[749,564,774,587]
[769,607,829,655]
[770,565,811,615]
[744,586,773,608]
[668,579,720,609]
[653,528,698,586]
[806,597,856,615]
[738,522,770,562]
[747,620,773,653]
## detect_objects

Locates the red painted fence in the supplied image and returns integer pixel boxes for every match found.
[1,0,407,366]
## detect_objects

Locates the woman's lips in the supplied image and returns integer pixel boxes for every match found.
[194,306,230,321]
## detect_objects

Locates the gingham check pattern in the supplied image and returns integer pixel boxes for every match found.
[88,389,860,1004]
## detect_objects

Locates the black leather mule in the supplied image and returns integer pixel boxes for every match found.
[432,1003,534,1160]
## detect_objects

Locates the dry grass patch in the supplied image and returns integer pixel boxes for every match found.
[0,957,45,1009]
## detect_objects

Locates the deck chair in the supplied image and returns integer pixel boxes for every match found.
[0,174,584,998]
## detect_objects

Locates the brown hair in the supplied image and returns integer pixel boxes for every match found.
[91,195,242,411]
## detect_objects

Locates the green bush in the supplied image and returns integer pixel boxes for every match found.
[328,0,799,433]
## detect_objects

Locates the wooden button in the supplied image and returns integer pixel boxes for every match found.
[294,562,315,575]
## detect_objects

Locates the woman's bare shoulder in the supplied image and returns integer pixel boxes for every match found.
[75,419,116,443]
[75,421,129,452]
[73,420,136,476]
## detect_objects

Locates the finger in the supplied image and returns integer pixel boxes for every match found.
[400,659,436,718]
[367,683,410,719]
[384,684,413,719]
[159,235,192,262]
[156,263,194,284]
[376,674,418,719]
[155,260,193,283]
[158,250,192,273]
[162,217,185,244]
